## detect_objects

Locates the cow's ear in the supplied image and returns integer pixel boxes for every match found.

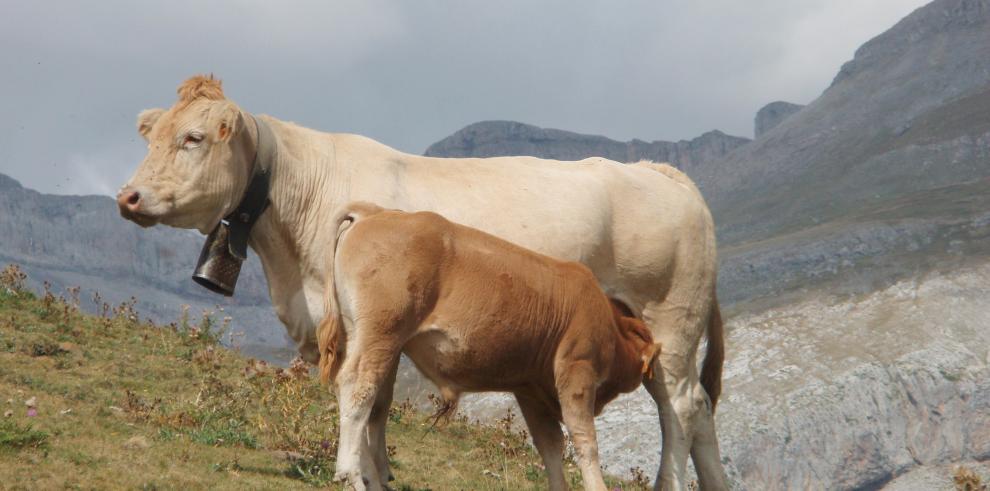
[213,102,241,142]
[136,108,165,141]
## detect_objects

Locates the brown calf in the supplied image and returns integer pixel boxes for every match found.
[318,203,661,491]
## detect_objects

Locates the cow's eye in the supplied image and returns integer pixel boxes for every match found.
[183,133,204,147]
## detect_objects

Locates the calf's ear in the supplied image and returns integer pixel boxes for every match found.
[136,108,166,141]
[641,342,663,379]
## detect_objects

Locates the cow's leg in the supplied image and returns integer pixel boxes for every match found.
[641,300,727,491]
[689,396,725,491]
[642,353,694,491]
[556,361,608,491]
[515,393,568,491]
[367,359,398,485]
[334,335,401,491]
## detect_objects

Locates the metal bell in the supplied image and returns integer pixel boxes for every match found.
[192,222,243,296]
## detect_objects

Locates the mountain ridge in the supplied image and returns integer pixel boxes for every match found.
[425,120,750,173]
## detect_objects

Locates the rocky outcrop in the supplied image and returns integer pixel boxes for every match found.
[754,101,804,138]
[712,263,990,489]
[717,178,990,308]
[424,120,750,173]
[830,0,990,89]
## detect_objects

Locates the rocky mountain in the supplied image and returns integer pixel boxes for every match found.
[0,173,290,360]
[700,0,990,247]
[424,120,750,175]
[705,0,990,316]
[754,101,804,138]
[419,1,990,488]
[714,261,990,490]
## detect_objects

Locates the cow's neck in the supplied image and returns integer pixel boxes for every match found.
[258,130,344,268]
[242,115,348,360]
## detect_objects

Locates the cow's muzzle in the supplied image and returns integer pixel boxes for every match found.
[117,189,160,227]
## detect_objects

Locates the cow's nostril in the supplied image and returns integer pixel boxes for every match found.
[117,189,143,215]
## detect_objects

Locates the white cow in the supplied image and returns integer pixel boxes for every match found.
[118,75,727,490]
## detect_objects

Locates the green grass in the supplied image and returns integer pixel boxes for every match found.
[0,264,645,490]
[0,419,48,450]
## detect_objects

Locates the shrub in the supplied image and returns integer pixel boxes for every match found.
[0,264,28,297]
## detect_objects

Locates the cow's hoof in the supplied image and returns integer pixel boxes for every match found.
[333,470,368,491]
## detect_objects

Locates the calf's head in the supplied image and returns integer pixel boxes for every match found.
[593,304,663,415]
[610,303,662,383]
[118,75,252,233]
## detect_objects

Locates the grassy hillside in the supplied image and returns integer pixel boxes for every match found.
[0,265,643,490]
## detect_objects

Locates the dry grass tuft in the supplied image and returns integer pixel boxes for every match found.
[955,465,987,491]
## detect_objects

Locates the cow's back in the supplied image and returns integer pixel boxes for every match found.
[337,139,716,318]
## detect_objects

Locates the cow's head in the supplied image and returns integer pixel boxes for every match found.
[118,75,253,233]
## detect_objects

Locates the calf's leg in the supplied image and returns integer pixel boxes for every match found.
[334,370,377,490]
[556,361,608,491]
[367,360,399,484]
[515,393,568,491]
[334,334,402,491]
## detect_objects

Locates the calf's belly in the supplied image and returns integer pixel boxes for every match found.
[401,326,554,395]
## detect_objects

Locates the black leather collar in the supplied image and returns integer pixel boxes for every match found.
[224,116,275,260]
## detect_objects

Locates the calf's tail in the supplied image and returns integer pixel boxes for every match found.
[317,203,383,385]
[317,309,342,385]
[317,215,353,385]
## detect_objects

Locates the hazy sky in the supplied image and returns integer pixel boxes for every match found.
[0,0,928,196]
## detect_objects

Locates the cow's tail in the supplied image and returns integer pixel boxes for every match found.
[317,202,384,386]
[699,291,724,412]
